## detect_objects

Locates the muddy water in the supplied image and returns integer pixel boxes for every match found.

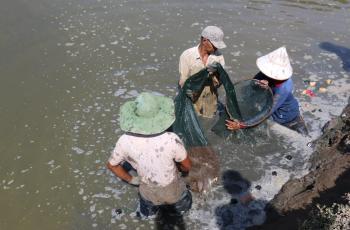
[1,0,349,229]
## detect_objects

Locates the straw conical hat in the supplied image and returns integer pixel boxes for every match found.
[256,47,293,81]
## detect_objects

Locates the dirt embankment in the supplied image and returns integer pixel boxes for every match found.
[251,102,350,230]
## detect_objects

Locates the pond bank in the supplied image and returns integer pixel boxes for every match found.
[250,99,350,229]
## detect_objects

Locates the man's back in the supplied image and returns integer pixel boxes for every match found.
[109,132,187,187]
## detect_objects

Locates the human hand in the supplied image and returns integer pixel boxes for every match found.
[225,119,244,130]
[257,80,269,89]
[129,176,140,186]
[212,76,220,87]
[207,63,218,74]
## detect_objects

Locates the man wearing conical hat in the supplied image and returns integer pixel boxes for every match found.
[226,47,308,135]
[178,26,226,118]
[106,92,192,218]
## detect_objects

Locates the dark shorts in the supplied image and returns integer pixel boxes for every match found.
[138,189,192,217]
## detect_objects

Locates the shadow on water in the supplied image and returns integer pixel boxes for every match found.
[155,205,186,230]
[215,170,266,230]
[319,42,350,72]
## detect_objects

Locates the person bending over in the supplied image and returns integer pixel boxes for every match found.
[226,47,308,135]
[107,92,192,218]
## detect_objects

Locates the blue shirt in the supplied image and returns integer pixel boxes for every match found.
[254,73,300,124]
[270,78,300,124]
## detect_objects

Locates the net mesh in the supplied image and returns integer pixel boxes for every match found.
[172,64,273,193]
[173,63,273,148]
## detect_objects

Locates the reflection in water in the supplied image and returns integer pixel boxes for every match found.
[319,42,350,72]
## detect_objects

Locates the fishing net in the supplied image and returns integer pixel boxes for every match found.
[173,63,273,148]
[172,63,273,193]
[211,79,273,139]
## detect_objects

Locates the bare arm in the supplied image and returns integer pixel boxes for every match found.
[178,155,191,173]
[106,162,132,183]
[179,52,190,88]
[225,119,246,130]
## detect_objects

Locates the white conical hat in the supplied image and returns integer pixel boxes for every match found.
[256,46,293,80]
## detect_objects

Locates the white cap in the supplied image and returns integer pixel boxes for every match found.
[256,46,293,81]
[201,26,226,49]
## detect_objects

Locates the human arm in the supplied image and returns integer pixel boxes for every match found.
[257,80,269,89]
[270,83,291,114]
[207,55,225,87]
[253,72,270,89]
[172,134,191,172]
[179,51,190,88]
[225,119,246,131]
[178,155,191,173]
[107,137,140,185]
[106,162,132,182]
[106,162,140,185]
[211,73,220,87]
[208,67,220,88]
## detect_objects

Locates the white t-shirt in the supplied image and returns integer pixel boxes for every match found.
[109,132,187,187]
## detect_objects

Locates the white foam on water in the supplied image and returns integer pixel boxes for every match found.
[320,52,339,60]
[20,167,32,174]
[113,70,128,77]
[104,186,125,200]
[250,168,291,201]
[144,65,159,71]
[49,165,61,174]
[189,190,267,229]
[188,193,228,229]
[72,146,85,154]
[189,120,317,229]
[122,90,139,99]
[114,88,127,97]
[137,36,150,40]
[92,193,111,199]
[269,121,313,175]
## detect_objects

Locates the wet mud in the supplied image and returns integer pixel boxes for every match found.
[250,100,350,230]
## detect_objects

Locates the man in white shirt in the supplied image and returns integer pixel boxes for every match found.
[107,92,192,217]
[179,26,226,118]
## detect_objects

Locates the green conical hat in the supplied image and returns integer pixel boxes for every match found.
[119,92,175,135]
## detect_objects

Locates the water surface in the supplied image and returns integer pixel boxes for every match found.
[1,0,349,229]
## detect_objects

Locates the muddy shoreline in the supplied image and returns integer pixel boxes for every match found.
[250,100,350,230]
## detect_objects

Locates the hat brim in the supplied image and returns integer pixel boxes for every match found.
[211,40,226,49]
[256,56,292,81]
[119,96,175,135]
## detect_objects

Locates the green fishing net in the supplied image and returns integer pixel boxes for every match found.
[173,63,273,148]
